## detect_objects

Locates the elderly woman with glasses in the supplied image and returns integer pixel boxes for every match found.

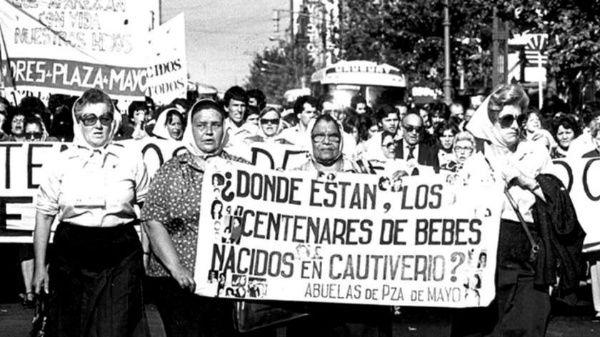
[458,83,585,337]
[33,88,150,336]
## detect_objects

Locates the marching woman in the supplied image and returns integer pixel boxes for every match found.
[457,83,585,337]
[33,88,150,336]
[141,99,246,337]
[152,106,186,141]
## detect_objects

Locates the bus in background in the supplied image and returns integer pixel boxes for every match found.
[310,60,407,108]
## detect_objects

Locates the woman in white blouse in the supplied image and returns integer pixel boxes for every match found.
[32,88,149,337]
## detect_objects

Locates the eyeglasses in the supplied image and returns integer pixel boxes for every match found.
[261,118,279,125]
[79,113,113,127]
[25,132,43,140]
[403,125,422,133]
[312,133,341,143]
[498,114,527,128]
[454,146,473,153]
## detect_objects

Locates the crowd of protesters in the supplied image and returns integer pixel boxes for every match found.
[0,82,598,337]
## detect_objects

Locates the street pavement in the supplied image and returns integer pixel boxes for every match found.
[0,301,598,337]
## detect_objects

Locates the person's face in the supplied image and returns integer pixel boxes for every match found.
[525,113,541,132]
[299,102,317,127]
[419,109,431,128]
[439,129,455,150]
[368,125,379,138]
[311,120,341,164]
[397,105,408,120]
[464,108,475,122]
[355,103,367,115]
[248,97,258,108]
[381,134,396,159]
[11,114,25,136]
[402,114,423,146]
[450,105,464,120]
[453,139,474,163]
[556,126,574,149]
[79,103,113,148]
[167,114,183,140]
[24,123,43,141]
[133,109,146,125]
[380,113,399,135]
[493,105,523,148]
[260,110,280,137]
[192,108,224,154]
[246,114,259,126]
[431,112,444,126]
[227,98,246,124]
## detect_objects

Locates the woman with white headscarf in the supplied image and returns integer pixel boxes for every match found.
[456,83,585,337]
[240,106,293,145]
[33,88,150,336]
[142,99,246,336]
[152,106,185,141]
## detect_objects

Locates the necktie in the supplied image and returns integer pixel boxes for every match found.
[407,145,415,160]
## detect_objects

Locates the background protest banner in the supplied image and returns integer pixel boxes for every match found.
[193,158,504,308]
[551,157,600,252]
[145,13,187,105]
[0,0,159,101]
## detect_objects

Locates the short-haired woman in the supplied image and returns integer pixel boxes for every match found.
[33,88,150,336]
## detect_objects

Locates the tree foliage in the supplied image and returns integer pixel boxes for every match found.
[341,0,600,101]
[245,42,315,106]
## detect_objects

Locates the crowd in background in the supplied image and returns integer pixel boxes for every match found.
[2,84,600,337]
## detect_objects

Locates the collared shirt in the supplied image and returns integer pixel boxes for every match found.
[35,143,148,227]
[403,142,419,160]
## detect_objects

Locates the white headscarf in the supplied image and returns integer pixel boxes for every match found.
[465,91,510,148]
[182,99,229,158]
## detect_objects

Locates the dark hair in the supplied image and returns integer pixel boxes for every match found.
[49,105,74,141]
[24,114,43,130]
[189,99,226,121]
[245,105,260,121]
[259,106,280,119]
[166,109,184,126]
[293,95,318,115]
[170,98,190,112]
[551,114,582,141]
[381,130,396,144]
[350,94,366,109]
[127,101,148,120]
[246,89,266,110]
[581,104,600,127]
[223,86,248,106]
[311,114,340,134]
[374,104,398,122]
[435,121,459,139]
[211,199,223,218]
[73,89,114,119]
[343,113,371,142]
[19,96,46,116]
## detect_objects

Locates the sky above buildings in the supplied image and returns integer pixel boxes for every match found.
[162,0,290,92]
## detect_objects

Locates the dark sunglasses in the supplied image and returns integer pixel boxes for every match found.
[79,113,113,127]
[498,114,527,128]
[261,118,279,125]
[403,125,422,133]
[25,132,43,140]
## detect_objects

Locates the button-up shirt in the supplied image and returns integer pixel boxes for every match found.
[35,143,148,227]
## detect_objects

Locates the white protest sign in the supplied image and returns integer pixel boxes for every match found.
[194,159,504,308]
[0,0,159,101]
[550,157,600,252]
[145,13,187,105]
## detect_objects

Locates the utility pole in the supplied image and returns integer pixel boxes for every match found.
[492,7,509,89]
[290,0,298,87]
[442,0,452,105]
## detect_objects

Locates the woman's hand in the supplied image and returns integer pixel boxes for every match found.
[170,265,196,292]
[32,266,49,295]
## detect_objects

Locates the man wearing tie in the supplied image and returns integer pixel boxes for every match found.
[394,112,440,172]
